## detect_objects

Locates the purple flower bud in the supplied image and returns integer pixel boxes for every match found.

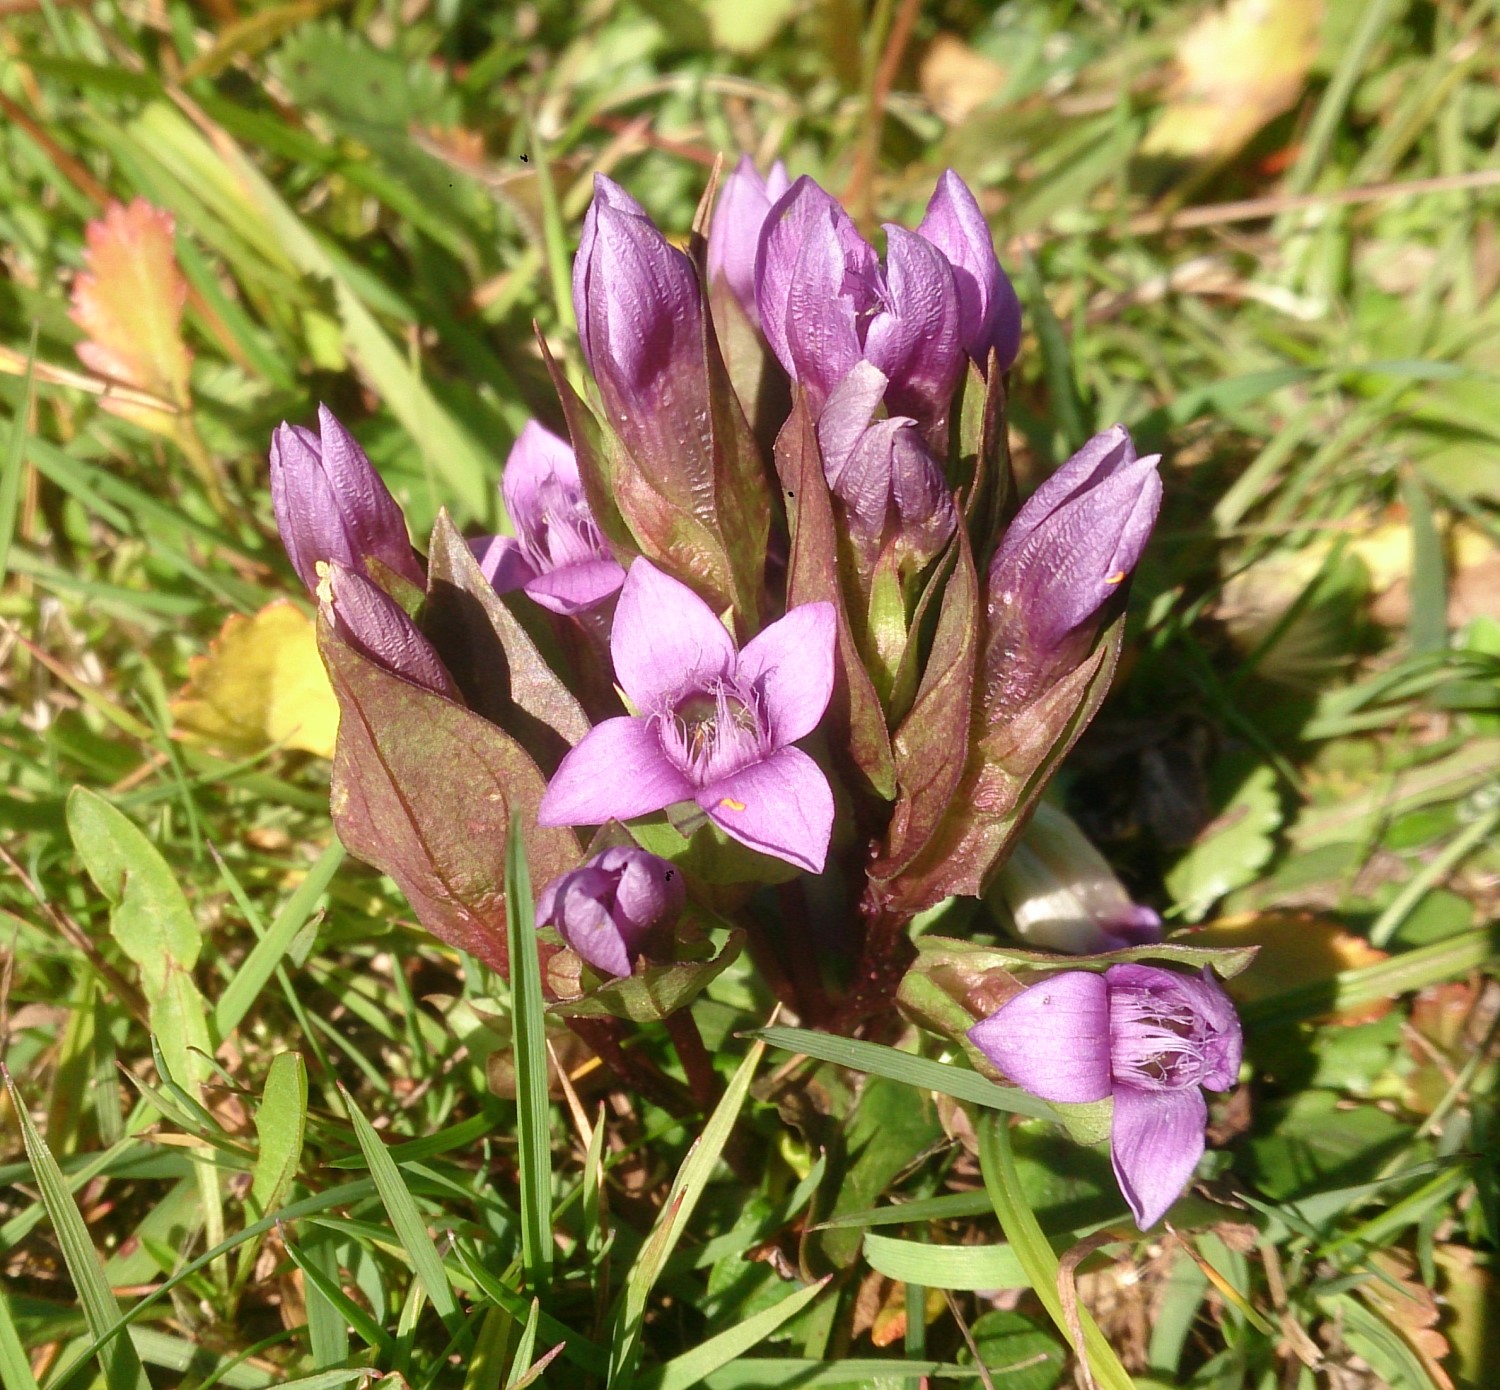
[756,177,965,428]
[323,563,457,699]
[270,405,423,596]
[572,176,704,455]
[706,155,790,329]
[983,425,1162,717]
[991,802,1162,954]
[817,361,955,567]
[916,170,1022,371]
[969,963,1242,1228]
[471,421,625,616]
[537,846,687,978]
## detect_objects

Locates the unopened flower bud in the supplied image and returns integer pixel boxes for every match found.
[323,562,456,698]
[706,155,790,329]
[537,846,687,978]
[983,426,1161,717]
[916,170,1022,371]
[990,802,1161,954]
[270,406,423,595]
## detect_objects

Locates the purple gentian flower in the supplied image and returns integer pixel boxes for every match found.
[707,155,790,329]
[270,405,424,595]
[537,846,686,978]
[983,425,1162,716]
[915,170,1022,372]
[969,964,1242,1229]
[817,360,956,567]
[323,562,457,698]
[537,559,837,873]
[471,421,625,616]
[755,176,964,426]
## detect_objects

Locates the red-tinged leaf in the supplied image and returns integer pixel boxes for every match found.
[69,199,191,416]
[539,332,742,620]
[774,393,896,800]
[320,613,582,976]
[421,509,591,775]
[699,259,773,630]
[873,616,1125,915]
[877,522,979,880]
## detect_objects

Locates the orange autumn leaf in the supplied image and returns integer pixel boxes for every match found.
[70,199,192,428]
[1186,910,1389,1024]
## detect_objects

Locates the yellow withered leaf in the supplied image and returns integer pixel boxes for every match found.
[173,601,338,758]
[69,199,192,432]
[1140,0,1322,166]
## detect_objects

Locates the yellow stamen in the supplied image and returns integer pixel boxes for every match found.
[1104,570,1127,585]
[719,797,747,812]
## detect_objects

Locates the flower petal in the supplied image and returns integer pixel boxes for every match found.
[864,226,963,425]
[699,745,834,874]
[537,716,693,826]
[552,867,636,977]
[1110,1083,1207,1230]
[736,601,837,746]
[524,559,627,616]
[610,559,736,710]
[501,421,578,539]
[325,564,456,698]
[967,971,1112,1103]
[471,535,537,596]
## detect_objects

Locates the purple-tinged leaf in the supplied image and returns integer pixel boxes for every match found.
[421,510,591,774]
[773,392,896,799]
[320,612,581,976]
[875,523,979,881]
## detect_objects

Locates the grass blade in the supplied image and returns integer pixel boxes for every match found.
[341,1086,462,1334]
[634,1278,830,1390]
[753,1026,1056,1120]
[4,1071,152,1390]
[0,326,36,590]
[609,1032,767,1386]
[977,1113,1136,1390]
[504,819,554,1293]
[215,840,345,1038]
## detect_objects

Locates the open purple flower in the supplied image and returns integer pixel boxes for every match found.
[538,559,836,873]
[970,964,1242,1229]
[537,846,686,978]
[472,421,625,616]
[270,405,424,595]
[755,176,963,427]
[983,425,1162,716]
[915,170,1022,372]
[707,155,790,329]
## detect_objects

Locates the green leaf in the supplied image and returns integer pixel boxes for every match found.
[505,821,554,1293]
[66,787,213,1093]
[0,327,36,591]
[547,930,744,1023]
[965,1311,1065,1390]
[863,1232,1028,1290]
[1165,762,1282,922]
[4,1071,152,1390]
[911,933,1261,982]
[609,1033,767,1384]
[215,840,345,1039]
[247,1052,307,1221]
